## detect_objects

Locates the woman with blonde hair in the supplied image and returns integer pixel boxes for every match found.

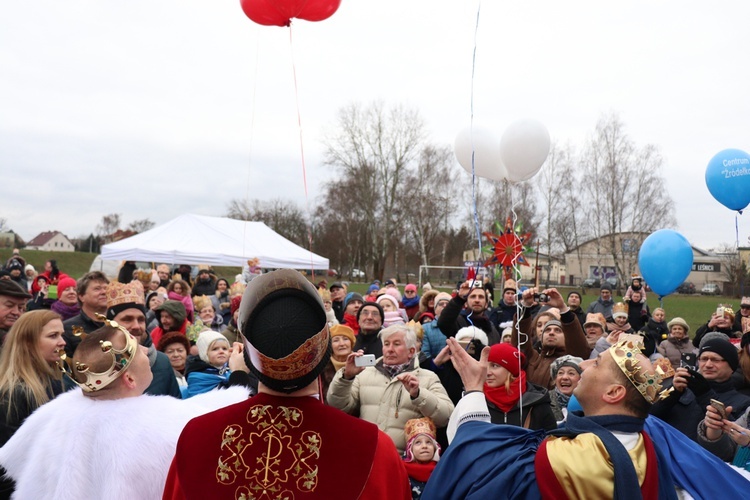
[0,310,66,495]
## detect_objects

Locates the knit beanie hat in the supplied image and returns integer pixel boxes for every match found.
[377,294,400,310]
[57,277,77,297]
[455,326,489,347]
[434,292,452,306]
[550,355,584,379]
[488,343,526,377]
[699,337,740,371]
[699,331,730,349]
[238,269,331,393]
[196,330,230,363]
[329,324,356,347]
[157,331,191,353]
[367,284,380,294]
[344,292,364,310]
[405,284,417,293]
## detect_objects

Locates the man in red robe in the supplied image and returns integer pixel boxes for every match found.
[163,269,411,500]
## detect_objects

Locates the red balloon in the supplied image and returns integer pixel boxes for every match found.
[240,0,341,27]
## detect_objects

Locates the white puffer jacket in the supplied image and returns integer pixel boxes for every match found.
[327,358,454,453]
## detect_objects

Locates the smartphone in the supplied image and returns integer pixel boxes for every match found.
[716,306,725,317]
[710,399,728,420]
[47,285,58,300]
[680,353,697,369]
[354,354,376,367]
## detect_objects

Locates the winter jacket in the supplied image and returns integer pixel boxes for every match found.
[641,318,669,346]
[191,277,217,297]
[692,323,736,349]
[327,358,454,453]
[486,381,557,431]
[420,320,447,359]
[512,309,591,390]
[657,337,697,369]
[151,300,189,347]
[586,297,614,318]
[437,296,500,345]
[184,356,230,398]
[489,301,518,331]
[353,329,383,358]
[62,310,105,358]
[142,333,182,399]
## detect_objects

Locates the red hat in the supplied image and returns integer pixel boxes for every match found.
[57,277,78,297]
[230,295,242,316]
[488,343,525,378]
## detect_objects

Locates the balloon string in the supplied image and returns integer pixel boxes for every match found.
[242,29,261,262]
[509,186,525,422]
[737,213,743,297]
[470,1,482,260]
[289,26,315,279]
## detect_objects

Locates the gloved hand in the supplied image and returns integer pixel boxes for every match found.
[686,368,711,396]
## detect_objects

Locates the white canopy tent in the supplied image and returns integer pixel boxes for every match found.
[100,214,329,270]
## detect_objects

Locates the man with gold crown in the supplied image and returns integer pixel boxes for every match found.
[0,313,251,498]
[163,268,411,499]
[424,336,678,499]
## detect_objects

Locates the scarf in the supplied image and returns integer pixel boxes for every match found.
[50,300,81,321]
[484,371,527,413]
[553,387,571,410]
[382,361,411,378]
[401,295,420,309]
[330,357,346,372]
[403,460,436,483]
[667,336,690,347]
[342,313,360,334]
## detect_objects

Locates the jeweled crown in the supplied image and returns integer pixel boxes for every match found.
[58,315,139,392]
[404,417,437,442]
[609,339,669,403]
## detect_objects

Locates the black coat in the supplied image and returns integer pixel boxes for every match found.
[437,296,500,345]
[487,382,557,431]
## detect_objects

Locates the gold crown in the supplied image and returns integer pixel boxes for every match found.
[612,302,628,316]
[193,294,213,312]
[106,280,145,310]
[404,417,437,442]
[58,314,139,392]
[609,339,669,404]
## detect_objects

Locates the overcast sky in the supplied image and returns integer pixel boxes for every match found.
[2,1,749,251]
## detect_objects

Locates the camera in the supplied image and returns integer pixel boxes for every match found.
[533,292,550,303]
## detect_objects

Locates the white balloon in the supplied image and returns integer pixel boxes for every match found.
[499,119,551,182]
[453,126,508,181]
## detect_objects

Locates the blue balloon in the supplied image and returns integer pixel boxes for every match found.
[638,229,693,298]
[705,148,750,212]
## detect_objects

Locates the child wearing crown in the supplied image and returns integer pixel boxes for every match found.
[185,330,246,398]
[402,417,441,499]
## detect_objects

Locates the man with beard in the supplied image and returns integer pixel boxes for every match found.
[190,269,216,297]
[438,280,500,345]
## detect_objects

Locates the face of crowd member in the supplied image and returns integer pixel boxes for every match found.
[380,299,397,312]
[584,324,604,348]
[600,289,612,301]
[217,280,228,293]
[37,319,66,364]
[345,299,363,316]
[330,287,345,302]
[411,435,436,464]
[698,352,733,383]
[403,288,417,300]
[44,261,52,273]
[567,294,581,308]
[164,342,187,371]
[25,269,35,280]
[486,362,511,388]
[115,308,147,343]
[9,269,21,279]
[358,306,382,333]
[713,313,732,329]
[670,325,687,340]
[160,311,176,331]
[653,309,665,322]
[173,283,183,295]
[503,289,516,306]
[149,278,160,292]
[59,286,78,307]
[466,289,487,314]
[502,334,512,344]
[199,306,215,324]
[0,295,27,330]
[435,299,449,318]
[535,314,554,340]
[80,279,109,312]
[157,266,170,283]
[323,299,332,312]
[381,331,414,365]
[575,350,619,411]
[207,341,230,367]
[331,335,353,359]
[148,294,164,311]
[631,292,642,302]
[555,366,581,396]
[614,316,628,327]
[542,325,564,349]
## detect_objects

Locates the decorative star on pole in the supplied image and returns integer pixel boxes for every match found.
[483,216,532,281]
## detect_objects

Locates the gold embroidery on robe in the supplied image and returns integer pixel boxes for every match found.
[216,405,321,500]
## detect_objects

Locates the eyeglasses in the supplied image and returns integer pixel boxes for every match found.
[698,356,726,364]
[360,310,380,318]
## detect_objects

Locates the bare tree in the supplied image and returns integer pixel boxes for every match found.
[96,213,121,244]
[322,101,426,280]
[127,219,155,233]
[0,217,8,233]
[581,112,676,288]
[227,198,309,248]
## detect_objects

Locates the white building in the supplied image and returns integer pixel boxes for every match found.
[25,231,75,252]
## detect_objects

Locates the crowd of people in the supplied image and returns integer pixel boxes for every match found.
[0,254,749,498]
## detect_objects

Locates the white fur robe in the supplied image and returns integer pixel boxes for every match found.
[0,386,249,499]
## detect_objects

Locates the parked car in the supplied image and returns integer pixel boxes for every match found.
[605,277,620,288]
[582,278,601,288]
[351,268,365,278]
[700,283,721,295]
[676,282,696,294]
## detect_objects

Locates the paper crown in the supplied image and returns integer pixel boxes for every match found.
[59,314,140,392]
[404,417,437,442]
[193,294,213,312]
[609,339,669,404]
[107,280,145,309]
[612,302,628,318]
